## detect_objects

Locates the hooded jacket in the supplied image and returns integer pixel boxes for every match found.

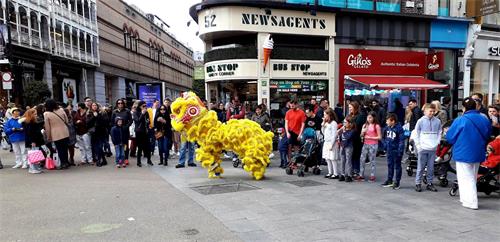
[446,110,491,163]
[383,123,405,155]
[413,115,441,151]
[111,108,132,127]
[111,117,128,145]
[4,117,25,143]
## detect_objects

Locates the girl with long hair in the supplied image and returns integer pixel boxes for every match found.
[322,108,339,179]
[359,111,382,182]
[347,100,366,177]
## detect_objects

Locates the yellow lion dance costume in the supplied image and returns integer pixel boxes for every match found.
[170,92,274,180]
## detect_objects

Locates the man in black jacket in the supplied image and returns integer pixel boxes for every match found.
[408,99,423,131]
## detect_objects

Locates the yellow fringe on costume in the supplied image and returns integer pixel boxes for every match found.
[170,92,274,180]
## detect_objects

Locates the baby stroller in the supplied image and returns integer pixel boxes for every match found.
[285,128,321,177]
[405,140,455,187]
[450,138,500,196]
[405,141,418,176]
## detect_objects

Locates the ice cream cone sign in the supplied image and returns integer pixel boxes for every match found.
[262,34,273,73]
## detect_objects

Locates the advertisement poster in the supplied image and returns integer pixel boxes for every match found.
[62,78,77,107]
[137,83,162,108]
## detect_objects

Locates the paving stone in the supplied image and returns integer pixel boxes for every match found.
[152,156,500,242]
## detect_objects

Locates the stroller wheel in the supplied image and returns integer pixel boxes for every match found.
[312,167,321,175]
[297,170,305,177]
[304,166,309,173]
[407,169,413,177]
[285,167,293,175]
[232,160,239,168]
[440,179,448,187]
[449,187,458,196]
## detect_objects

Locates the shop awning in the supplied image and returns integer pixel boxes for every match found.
[345,75,448,90]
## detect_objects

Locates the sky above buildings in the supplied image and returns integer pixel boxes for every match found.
[124,0,204,53]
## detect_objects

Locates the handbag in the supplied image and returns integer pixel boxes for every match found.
[52,152,61,167]
[155,131,164,140]
[27,149,45,164]
[45,157,56,170]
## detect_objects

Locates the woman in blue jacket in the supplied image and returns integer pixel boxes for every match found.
[446,97,491,210]
[4,108,27,169]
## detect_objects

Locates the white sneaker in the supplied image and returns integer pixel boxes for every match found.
[22,164,28,169]
[12,164,22,169]
[223,154,231,159]
[269,153,275,159]
[29,169,42,174]
[176,152,180,156]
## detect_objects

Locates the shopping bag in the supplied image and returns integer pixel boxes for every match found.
[27,150,45,164]
[45,157,56,170]
[53,153,61,168]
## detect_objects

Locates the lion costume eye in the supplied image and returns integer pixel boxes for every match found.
[187,106,200,117]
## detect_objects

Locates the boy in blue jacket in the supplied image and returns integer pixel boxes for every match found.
[382,113,405,189]
[111,117,126,168]
[4,108,27,169]
[278,128,289,168]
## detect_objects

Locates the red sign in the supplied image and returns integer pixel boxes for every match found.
[426,52,444,72]
[339,49,427,76]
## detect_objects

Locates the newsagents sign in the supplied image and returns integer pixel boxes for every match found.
[270,60,329,79]
[473,39,500,61]
[205,59,258,82]
[198,6,336,37]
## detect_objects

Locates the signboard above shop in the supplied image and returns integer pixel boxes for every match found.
[339,49,426,76]
[270,60,329,79]
[198,6,336,38]
[205,59,258,82]
[473,39,500,61]
[466,0,500,17]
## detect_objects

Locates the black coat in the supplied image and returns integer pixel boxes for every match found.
[134,110,150,135]
[87,112,109,139]
[25,120,44,147]
[154,111,172,137]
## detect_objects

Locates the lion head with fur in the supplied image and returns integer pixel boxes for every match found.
[170,91,207,132]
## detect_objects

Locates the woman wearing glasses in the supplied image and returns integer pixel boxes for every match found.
[154,105,172,166]
[133,101,153,167]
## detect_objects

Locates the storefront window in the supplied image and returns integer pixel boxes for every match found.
[347,0,374,10]
[318,0,346,8]
[376,0,400,13]
[270,80,328,126]
[470,61,490,102]
[438,0,449,17]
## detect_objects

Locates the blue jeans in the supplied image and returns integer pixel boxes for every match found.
[280,151,288,167]
[115,145,125,164]
[416,150,436,185]
[387,151,402,183]
[178,141,195,165]
[158,136,171,160]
